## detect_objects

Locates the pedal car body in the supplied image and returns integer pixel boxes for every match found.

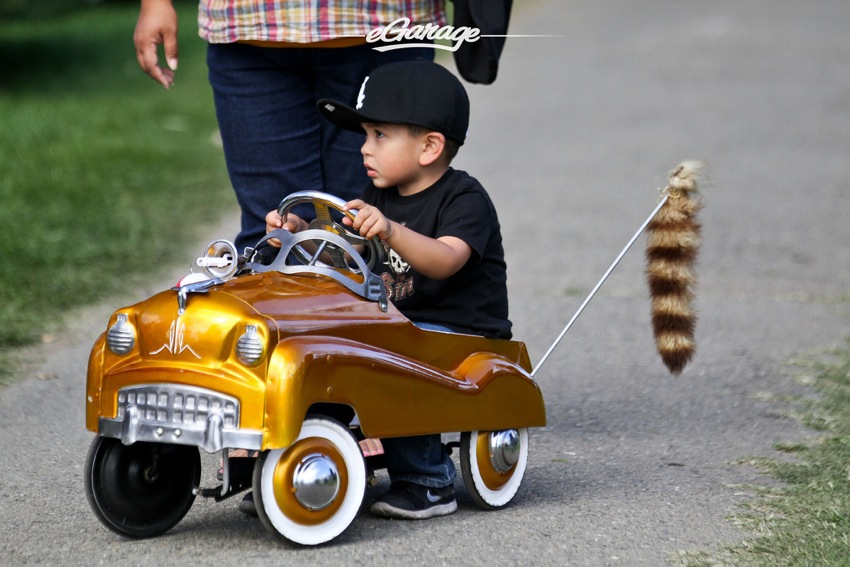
[84,191,546,545]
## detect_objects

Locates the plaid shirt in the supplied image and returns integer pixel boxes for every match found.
[199,0,447,44]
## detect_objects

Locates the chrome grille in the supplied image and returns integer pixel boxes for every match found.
[116,384,239,429]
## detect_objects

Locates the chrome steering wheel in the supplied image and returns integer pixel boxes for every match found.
[276,191,383,271]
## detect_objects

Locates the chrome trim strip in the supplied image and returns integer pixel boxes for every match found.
[98,416,263,453]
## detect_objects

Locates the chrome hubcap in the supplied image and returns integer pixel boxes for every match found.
[292,453,340,511]
[488,430,520,473]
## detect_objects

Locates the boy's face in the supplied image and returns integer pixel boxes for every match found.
[360,123,429,190]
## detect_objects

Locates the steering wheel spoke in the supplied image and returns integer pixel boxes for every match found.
[322,243,351,270]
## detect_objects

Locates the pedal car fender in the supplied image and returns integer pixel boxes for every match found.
[263,335,546,449]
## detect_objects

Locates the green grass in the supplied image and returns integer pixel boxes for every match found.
[677,339,850,566]
[0,1,233,378]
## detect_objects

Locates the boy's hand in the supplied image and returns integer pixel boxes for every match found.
[343,200,394,240]
[264,210,307,247]
[343,200,472,280]
[265,210,307,233]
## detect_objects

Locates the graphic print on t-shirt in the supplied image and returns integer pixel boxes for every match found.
[381,228,414,301]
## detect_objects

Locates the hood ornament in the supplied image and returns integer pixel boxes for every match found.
[174,278,222,315]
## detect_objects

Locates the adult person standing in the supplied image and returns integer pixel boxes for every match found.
[133,0,445,253]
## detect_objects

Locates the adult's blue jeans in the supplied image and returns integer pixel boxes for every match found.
[207,42,434,252]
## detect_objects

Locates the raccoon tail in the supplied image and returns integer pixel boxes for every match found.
[645,161,704,375]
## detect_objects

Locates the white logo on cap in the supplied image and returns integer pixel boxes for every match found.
[356,76,369,110]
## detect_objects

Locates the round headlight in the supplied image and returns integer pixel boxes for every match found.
[107,313,135,355]
[236,325,264,366]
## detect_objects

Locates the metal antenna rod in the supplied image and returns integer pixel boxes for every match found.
[531,194,669,377]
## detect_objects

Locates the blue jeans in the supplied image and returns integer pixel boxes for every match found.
[207,42,434,252]
[381,435,456,488]
[413,321,454,333]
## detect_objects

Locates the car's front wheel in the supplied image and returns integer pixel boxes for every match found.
[254,416,366,545]
[84,437,200,538]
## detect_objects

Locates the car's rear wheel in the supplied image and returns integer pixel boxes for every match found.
[254,417,366,545]
[84,437,200,538]
[460,428,528,510]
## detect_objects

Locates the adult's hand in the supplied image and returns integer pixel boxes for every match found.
[134,0,179,89]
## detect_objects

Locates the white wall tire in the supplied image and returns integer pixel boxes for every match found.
[460,428,529,510]
[253,417,366,545]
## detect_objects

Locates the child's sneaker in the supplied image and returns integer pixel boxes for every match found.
[370,481,457,519]
[238,491,257,517]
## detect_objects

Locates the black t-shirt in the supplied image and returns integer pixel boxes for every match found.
[361,168,511,339]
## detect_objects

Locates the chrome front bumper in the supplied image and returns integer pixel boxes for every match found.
[97,384,262,453]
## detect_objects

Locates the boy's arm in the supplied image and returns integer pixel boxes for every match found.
[387,226,472,280]
[344,200,472,280]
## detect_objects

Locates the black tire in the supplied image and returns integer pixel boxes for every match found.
[460,429,528,510]
[84,436,200,538]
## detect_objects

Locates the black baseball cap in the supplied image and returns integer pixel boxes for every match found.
[317,61,469,145]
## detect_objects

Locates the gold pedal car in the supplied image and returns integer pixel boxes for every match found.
[84,191,546,545]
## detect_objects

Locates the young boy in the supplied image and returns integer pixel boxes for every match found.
[266,60,511,520]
